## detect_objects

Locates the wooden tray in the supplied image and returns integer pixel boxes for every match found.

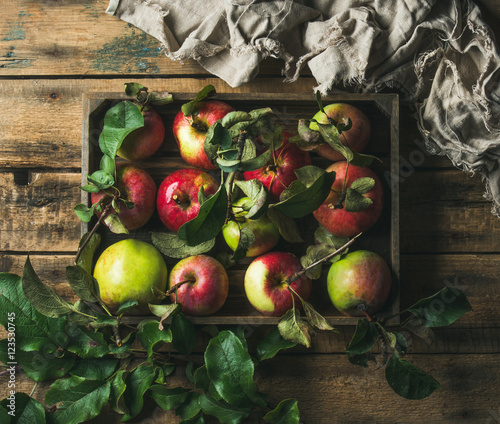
[82,91,399,326]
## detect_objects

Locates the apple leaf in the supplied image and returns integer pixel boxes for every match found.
[151,231,216,259]
[264,398,300,424]
[238,149,272,172]
[302,300,335,331]
[347,352,377,368]
[76,232,101,274]
[385,356,441,400]
[256,328,297,361]
[227,107,274,139]
[22,257,74,318]
[149,385,191,412]
[98,101,144,158]
[181,84,217,117]
[230,225,255,261]
[148,90,174,106]
[403,287,472,328]
[116,299,139,315]
[45,376,111,424]
[344,188,373,212]
[0,393,46,424]
[271,166,336,218]
[346,318,379,355]
[278,309,313,348]
[99,154,115,177]
[124,82,148,97]
[121,364,157,421]
[109,369,129,415]
[69,358,119,381]
[103,214,129,235]
[350,177,375,194]
[234,179,269,220]
[79,184,101,193]
[65,265,100,304]
[149,303,181,322]
[137,320,172,359]
[300,243,334,280]
[292,119,322,150]
[386,331,408,357]
[178,184,228,246]
[205,330,267,409]
[73,203,95,222]
[199,394,252,424]
[267,208,304,243]
[171,312,197,355]
[314,225,349,248]
[205,122,233,163]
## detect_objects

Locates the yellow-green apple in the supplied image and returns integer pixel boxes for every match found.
[310,103,371,161]
[327,250,391,316]
[117,103,165,161]
[93,239,168,313]
[173,100,234,170]
[156,168,219,233]
[244,251,312,317]
[91,162,156,231]
[313,161,383,237]
[168,255,229,316]
[242,132,311,201]
[222,197,280,257]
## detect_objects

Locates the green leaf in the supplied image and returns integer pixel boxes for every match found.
[404,287,472,327]
[0,339,75,382]
[171,313,197,355]
[350,177,375,194]
[69,358,118,380]
[238,149,272,173]
[79,184,100,193]
[233,180,269,220]
[271,166,336,218]
[45,376,111,424]
[175,392,202,421]
[116,299,139,315]
[180,414,206,424]
[278,309,312,348]
[151,232,215,259]
[109,370,129,415]
[387,331,408,357]
[73,204,95,223]
[300,243,334,280]
[76,232,101,274]
[178,184,228,246]
[264,398,300,424]
[22,257,73,318]
[347,352,376,368]
[266,208,304,243]
[205,330,267,408]
[148,90,174,106]
[104,214,129,235]
[124,82,147,97]
[65,265,100,304]
[87,170,114,190]
[0,393,46,424]
[314,225,349,248]
[293,119,322,150]
[181,84,216,117]
[204,122,233,163]
[149,386,191,411]
[137,320,172,359]
[148,303,181,327]
[99,101,144,158]
[88,314,117,329]
[193,364,211,391]
[0,273,68,352]
[302,299,335,331]
[346,319,379,355]
[66,325,109,358]
[344,188,373,212]
[121,364,157,421]
[256,328,297,361]
[385,355,441,399]
[230,225,255,261]
[199,394,251,424]
[99,154,115,176]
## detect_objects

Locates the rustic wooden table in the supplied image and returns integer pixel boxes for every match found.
[1,1,500,423]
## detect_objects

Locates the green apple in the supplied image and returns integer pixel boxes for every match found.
[327,250,391,316]
[93,239,168,313]
[222,197,280,257]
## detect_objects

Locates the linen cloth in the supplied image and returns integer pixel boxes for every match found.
[106,0,500,216]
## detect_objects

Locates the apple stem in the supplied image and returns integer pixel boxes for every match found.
[74,200,113,265]
[286,232,362,285]
[165,279,195,296]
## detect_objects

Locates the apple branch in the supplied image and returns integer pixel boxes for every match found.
[285,232,363,286]
[165,279,196,297]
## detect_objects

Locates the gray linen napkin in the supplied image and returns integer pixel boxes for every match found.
[106,0,500,216]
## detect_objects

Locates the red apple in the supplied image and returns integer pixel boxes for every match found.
[222,198,280,257]
[157,168,219,233]
[327,250,391,316]
[309,103,371,162]
[313,161,383,237]
[94,239,168,313]
[242,132,312,201]
[91,162,156,231]
[173,100,235,170]
[168,255,229,316]
[117,103,165,161]
[244,251,312,317]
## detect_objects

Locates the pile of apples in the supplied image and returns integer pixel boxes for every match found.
[91,86,392,321]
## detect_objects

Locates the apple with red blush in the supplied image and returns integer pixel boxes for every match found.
[309,103,371,162]
[91,162,156,231]
[173,100,235,170]
[157,168,219,233]
[168,254,229,316]
[313,161,383,237]
[244,251,312,317]
[116,102,165,162]
[242,132,311,201]
[327,250,392,316]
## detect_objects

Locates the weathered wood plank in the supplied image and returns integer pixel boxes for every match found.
[1,354,499,423]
